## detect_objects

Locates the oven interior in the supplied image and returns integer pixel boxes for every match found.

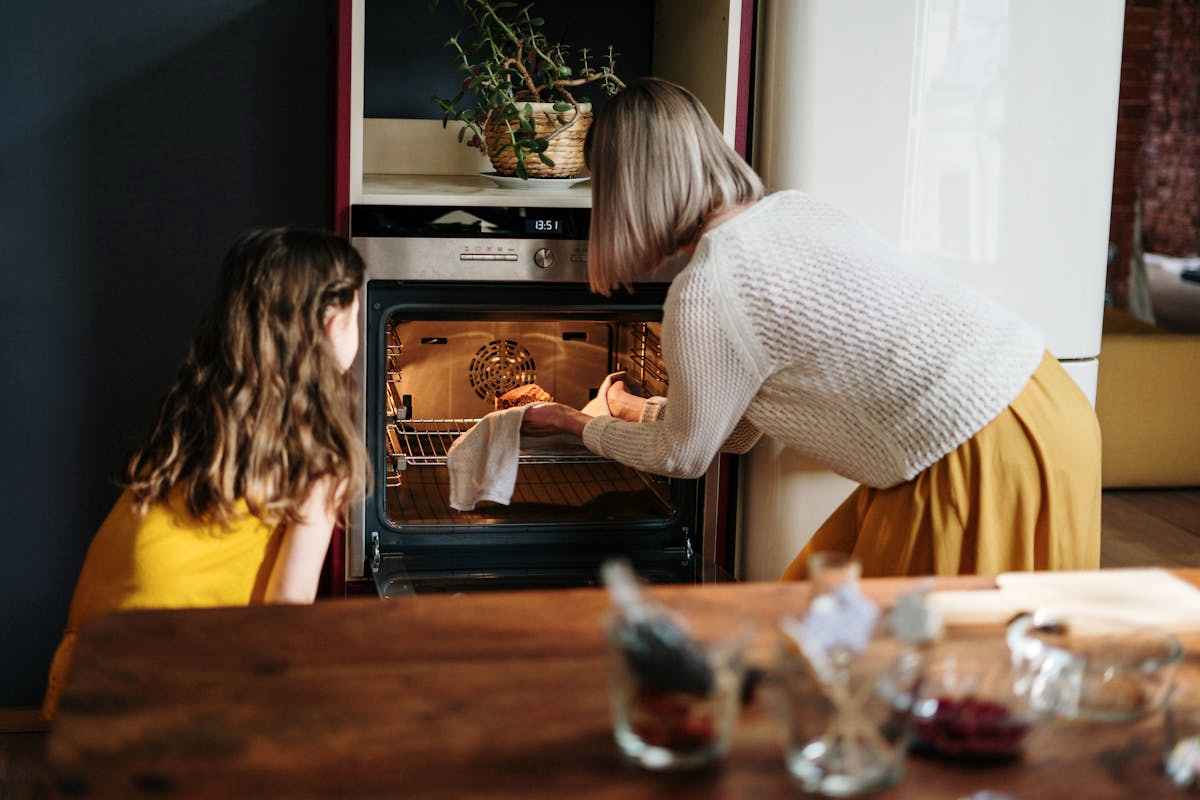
[367,302,700,595]
[383,316,671,528]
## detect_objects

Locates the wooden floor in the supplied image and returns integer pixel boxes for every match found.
[1101,488,1200,568]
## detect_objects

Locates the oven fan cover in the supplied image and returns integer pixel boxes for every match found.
[468,339,537,400]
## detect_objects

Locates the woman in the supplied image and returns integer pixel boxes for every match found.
[43,228,367,718]
[525,78,1100,578]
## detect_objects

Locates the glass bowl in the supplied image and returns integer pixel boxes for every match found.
[1006,609,1183,722]
[910,640,1036,761]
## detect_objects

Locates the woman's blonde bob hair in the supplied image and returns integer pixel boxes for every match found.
[585,77,764,294]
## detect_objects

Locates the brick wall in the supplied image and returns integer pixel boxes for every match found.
[1141,0,1200,257]
[1108,0,1161,307]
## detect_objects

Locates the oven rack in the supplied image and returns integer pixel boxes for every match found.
[386,419,609,468]
[621,323,668,395]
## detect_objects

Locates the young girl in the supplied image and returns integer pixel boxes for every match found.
[525,78,1101,578]
[43,227,366,718]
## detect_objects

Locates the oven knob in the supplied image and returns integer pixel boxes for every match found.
[533,248,555,270]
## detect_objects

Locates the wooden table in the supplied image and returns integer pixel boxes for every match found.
[48,571,1200,798]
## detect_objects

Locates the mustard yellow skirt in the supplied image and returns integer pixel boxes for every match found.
[782,352,1101,579]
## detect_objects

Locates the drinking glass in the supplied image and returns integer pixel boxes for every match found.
[778,552,923,797]
[607,605,752,770]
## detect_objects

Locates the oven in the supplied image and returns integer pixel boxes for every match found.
[347,203,734,596]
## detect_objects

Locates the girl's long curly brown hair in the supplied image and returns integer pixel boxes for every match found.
[126,227,368,526]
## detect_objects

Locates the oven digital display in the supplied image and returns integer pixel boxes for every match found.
[525,217,563,235]
[353,205,590,240]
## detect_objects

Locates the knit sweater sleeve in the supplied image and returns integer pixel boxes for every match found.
[582,251,767,478]
[639,396,762,455]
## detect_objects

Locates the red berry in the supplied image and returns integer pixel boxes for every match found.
[916,695,1028,759]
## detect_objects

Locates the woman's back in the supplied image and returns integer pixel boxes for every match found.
[584,190,1046,487]
[699,189,1046,485]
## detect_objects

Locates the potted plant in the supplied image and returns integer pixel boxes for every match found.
[432,0,624,180]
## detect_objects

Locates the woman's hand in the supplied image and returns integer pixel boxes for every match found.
[605,380,647,423]
[521,402,590,438]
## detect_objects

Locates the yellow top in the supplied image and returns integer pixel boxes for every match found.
[42,489,282,718]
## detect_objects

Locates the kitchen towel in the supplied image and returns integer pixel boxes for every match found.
[446,373,624,512]
[580,371,623,418]
[447,405,530,512]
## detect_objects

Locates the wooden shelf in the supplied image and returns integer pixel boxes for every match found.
[360,174,592,208]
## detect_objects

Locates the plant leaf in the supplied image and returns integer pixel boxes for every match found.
[457,125,467,143]
[552,102,572,112]
[558,65,572,77]
[537,153,555,167]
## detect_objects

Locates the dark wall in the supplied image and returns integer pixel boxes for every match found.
[364,0,652,119]
[0,1,332,706]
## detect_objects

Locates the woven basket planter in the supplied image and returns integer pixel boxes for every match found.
[483,103,592,178]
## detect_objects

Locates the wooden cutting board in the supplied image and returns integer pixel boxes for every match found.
[930,568,1200,630]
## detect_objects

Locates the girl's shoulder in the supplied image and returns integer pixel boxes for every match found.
[116,487,273,541]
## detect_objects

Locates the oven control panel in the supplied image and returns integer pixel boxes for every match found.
[453,242,584,273]
[453,244,586,269]
[458,252,518,262]
[355,237,593,282]
[351,204,603,282]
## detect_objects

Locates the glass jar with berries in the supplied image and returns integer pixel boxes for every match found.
[602,561,753,771]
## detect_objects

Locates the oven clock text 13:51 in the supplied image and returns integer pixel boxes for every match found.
[526,218,562,234]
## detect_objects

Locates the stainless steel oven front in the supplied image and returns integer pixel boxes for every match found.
[347,204,728,595]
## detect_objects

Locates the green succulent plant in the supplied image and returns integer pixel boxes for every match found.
[432,0,624,178]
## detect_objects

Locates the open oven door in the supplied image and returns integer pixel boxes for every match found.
[360,280,704,595]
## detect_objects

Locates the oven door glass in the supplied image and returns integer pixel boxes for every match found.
[381,317,674,530]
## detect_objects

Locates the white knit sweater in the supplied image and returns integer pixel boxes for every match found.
[582,191,1045,488]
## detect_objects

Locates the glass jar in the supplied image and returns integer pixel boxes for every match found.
[778,552,923,797]
[911,641,1036,761]
[607,604,752,771]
